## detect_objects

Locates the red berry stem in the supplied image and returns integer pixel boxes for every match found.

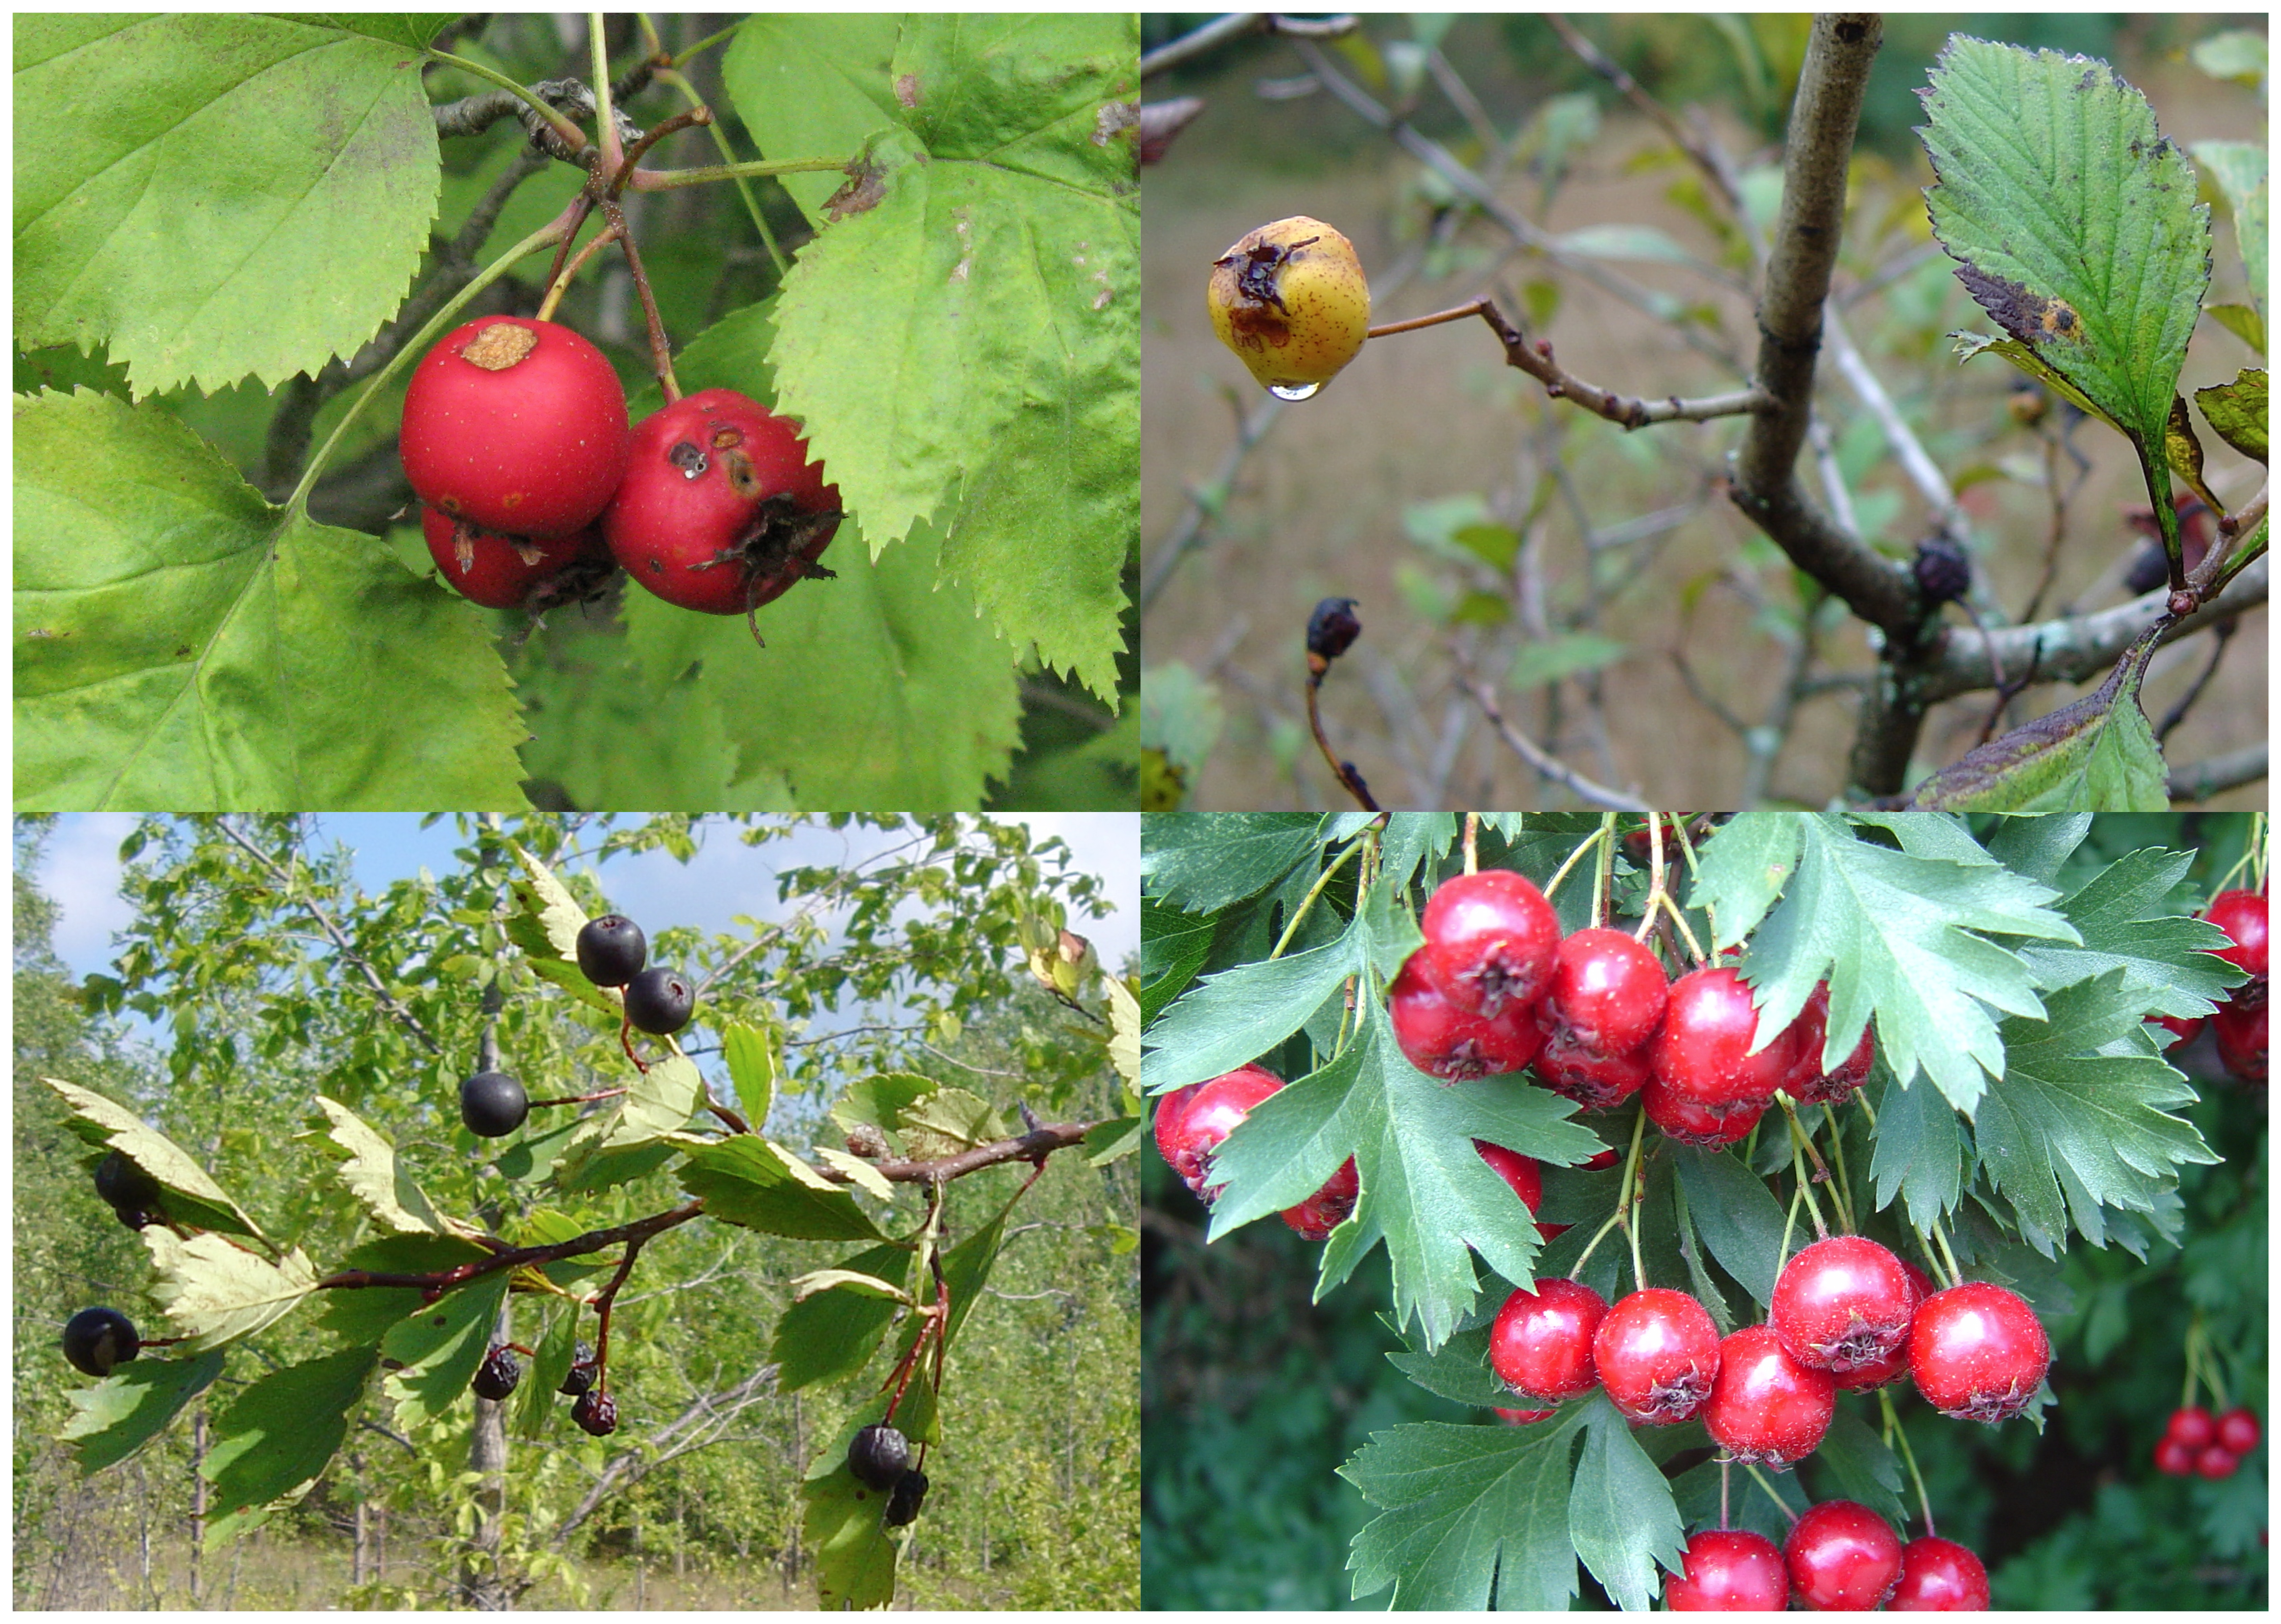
[587,1228,655,1398]
[1303,653,1380,812]
[619,1012,651,1074]
[1461,813,1478,876]
[525,1087,629,1110]
[596,194,681,403]
[606,106,715,199]
[535,217,622,322]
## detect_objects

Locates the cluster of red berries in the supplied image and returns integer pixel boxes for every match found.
[2153,1402,2261,1479]
[1490,1236,2051,1459]
[1667,1504,1990,1610]
[1386,869,1873,1150]
[1152,1063,1358,1239]
[401,315,841,623]
[2149,888,2266,1082]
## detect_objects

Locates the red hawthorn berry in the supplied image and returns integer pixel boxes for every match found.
[1889,1536,1990,1611]
[2196,1443,2241,1479]
[1702,1323,1837,1468]
[1770,1235,1918,1373]
[1651,966,1801,1114]
[1642,1072,1764,1148]
[1414,869,1561,1019]
[1494,1405,1555,1424]
[2167,1405,2218,1450]
[1474,1140,1567,1238]
[1489,1277,1607,1403]
[1542,928,1669,1057]
[2205,889,2269,978]
[1784,1499,1903,1610]
[1281,1157,1359,1240]
[2217,1407,2261,1455]
[1535,1019,1653,1111]
[2154,1435,2196,1476]
[2212,1001,2266,1083]
[1665,1528,1788,1611]
[1390,957,1544,1080]
[1907,1282,2050,1424]
[1593,1288,1721,1424]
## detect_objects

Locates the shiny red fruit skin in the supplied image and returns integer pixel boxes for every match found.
[1415,870,1561,1018]
[2153,1435,2197,1475]
[1593,1288,1721,1424]
[2213,1001,2266,1082]
[1783,1499,1902,1610]
[605,388,840,615]
[2196,1443,2241,1479]
[1788,983,1876,1104]
[401,315,629,537]
[2167,1404,2218,1449]
[1771,1235,1917,1373]
[2217,1407,2261,1454]
[1474,1140,1566,1238]
[2205,889,2269,977]
[1536,1019,1652,1111]
[1665,1528,1788,1611]
[1889,1536,1990,1610]
[1489,1277,1607,1403]
[1642,1072,1763,1147]
[421,507,603,609]
[2147,1012,2206,1052]
[1151,1083,1201,1180]
[1390,957,1543,1079]
[1652,967,1799,1112]
[1544,928,1668,1056]
[1832,1257,1926,1391]
[1156,1065,1281,1199]
[1703,1324,1836,1466]
[1494,1405,1555,1424]
[1907,1282,2050,1423]
[1282,1157,1359,1239]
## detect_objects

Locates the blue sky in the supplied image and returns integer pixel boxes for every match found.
[29,814,1138,984]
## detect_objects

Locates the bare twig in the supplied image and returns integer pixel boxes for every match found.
[2167,744,2268,803]
[1455,660,1652,811]
[1141,12,1358,78]
[2155,619,2238,742]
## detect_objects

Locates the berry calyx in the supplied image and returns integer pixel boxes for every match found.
[575,914,648,988]
[1889,1536,1990,1610]
[1830,1256,1927,1393]
[559,1341,598,1397]
[1665,1528,1789,1611]
[849,1421,911,1490]
[420,508,607,610]
[1770,1235,1917,1373]
[1207,216,1371,396]
[1281,1157,1360,1240]
[400,315,629,538]
[1415,870,1562,1019]
[2216,1407,2260,1455]
[459,1070,529,1138]
[2205,888,2269,977]
[604,388,841,619]
[1389,958,1543,1081]
[1543,928,1669,1057]
[1651,966,1798,1113]
[2167,1404,2218,1449]
[1488,1277,1608,1403]
[1907,1282,2050,1423]
[472,1345,522,1401]
[884,1468,930,1527]
[1592,1288,1721,1424]
[624,967,696,1036]
[571,1388,618,1436]
[1642,1072,1764,1147]
[1535,1022,1651,1111]
[1783,1499,1903,1611]
[94,1151,164,1227]
[2196,1443,2240,1479]
[63,1306,141,1378]
[1702,1324,1837,1467]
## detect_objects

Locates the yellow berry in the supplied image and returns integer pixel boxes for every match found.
[1207,217,1371,397]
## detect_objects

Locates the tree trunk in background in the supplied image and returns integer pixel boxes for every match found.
[189,1408,209,1605]
[460,1301,513,1607]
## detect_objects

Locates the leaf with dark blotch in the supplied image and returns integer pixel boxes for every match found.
[2165,396,2222,515]
[1909,629,2168,813]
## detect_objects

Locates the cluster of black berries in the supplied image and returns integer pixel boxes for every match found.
[471,1339,613,1434]
[848,1421,930,1528]
[94,1150,166,1230]
[457,910,699,1139]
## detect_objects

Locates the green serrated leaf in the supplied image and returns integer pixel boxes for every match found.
[143,1229,317,1351]
[813,1145,898,1201]
[379,1271,509,1430]
[1688,812,1804,948]
[312,1233,490,1345]
[2017,844,2245,1016]
[1909,630,2169,813]
[679,1137,883,1241]
[773,1242,911,1393]
[898,1084,999,1161]
[789,1267,912,1305]
[1141,813,1322,912]
[63,1348,227,1474]
[307,1097,449,1236]
[1105,974,1142,1086]
[506,844,588,963]
[14,390,530,810]
[722,1024,780,1128]
[201,1346,377,1544]
[44,1076,265,1240]
[831,1072,938,1137]
[2196,369,2268,464]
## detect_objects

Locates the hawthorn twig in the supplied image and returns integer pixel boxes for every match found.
[1454,662,1652,812]
[812,1121,1106,1186]
[2167,744,2268,803]
[1140,12,1358,78]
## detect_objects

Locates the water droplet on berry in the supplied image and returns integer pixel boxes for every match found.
[1269,381,1321,401]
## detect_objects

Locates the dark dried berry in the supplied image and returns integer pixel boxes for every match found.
[1912,534,1971,605]
[624,967,696,1036]
[63,1307,141,1378]
[1306,596,1363,661]
[472,1345,522,1401]
[94,1151,164,1220]
[460,1070,529,1137]
[848,1421,911,1490]
[2123,544,2169,595]
[572,1388,618,1436]
[575,914,648,988]
[884,1468,929,1527]
[559,1340,597,1396]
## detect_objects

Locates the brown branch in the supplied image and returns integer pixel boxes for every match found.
[2167,744,2269,803]
[1454,663,1653,811]
[315,1201,706,1292]
[1141,12,1358,78]
[818,1121,1104,1186]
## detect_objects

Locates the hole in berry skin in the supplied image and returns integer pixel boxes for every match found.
[669,440,709,479]
[710,426,744,450]
[460,323,539,370]
[646,559,664,574]
[722,448,762,500]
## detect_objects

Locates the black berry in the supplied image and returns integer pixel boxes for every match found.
[624,967,696,1036]
[94,1151,164,1227]
[1306,595,1362,661]
[559,1340,597,1396]
[572,1388,618,1436]
[848,1421,911,1490]
[63,1307,141,1378]
[1912,535,1971,606]
[2123,543,2169,595]
[472,1345,521,1401]
[460,1070,529,1138]
[884,1468,929,1527]
[575,914,647,988]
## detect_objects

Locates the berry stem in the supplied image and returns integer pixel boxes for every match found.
[1776,1095,1838,1207]
[1881,1387,1937,1537]
[536,216,622,321]
[1270,833,1371,961]
[597,193,681,403]
[1539,823,1606,905]
[1363,298,1494,339]
[1590,814,1614,932]
[1927,1218,1963,1291]
[1743,1462,1800,1526]
[1719,1457,1731,1531]
[1568,1109,1647,1283]
[606,106,716,199]
[1462,814,1479,876]
[526,1087,629,1110]
[1304,661,1380,811]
